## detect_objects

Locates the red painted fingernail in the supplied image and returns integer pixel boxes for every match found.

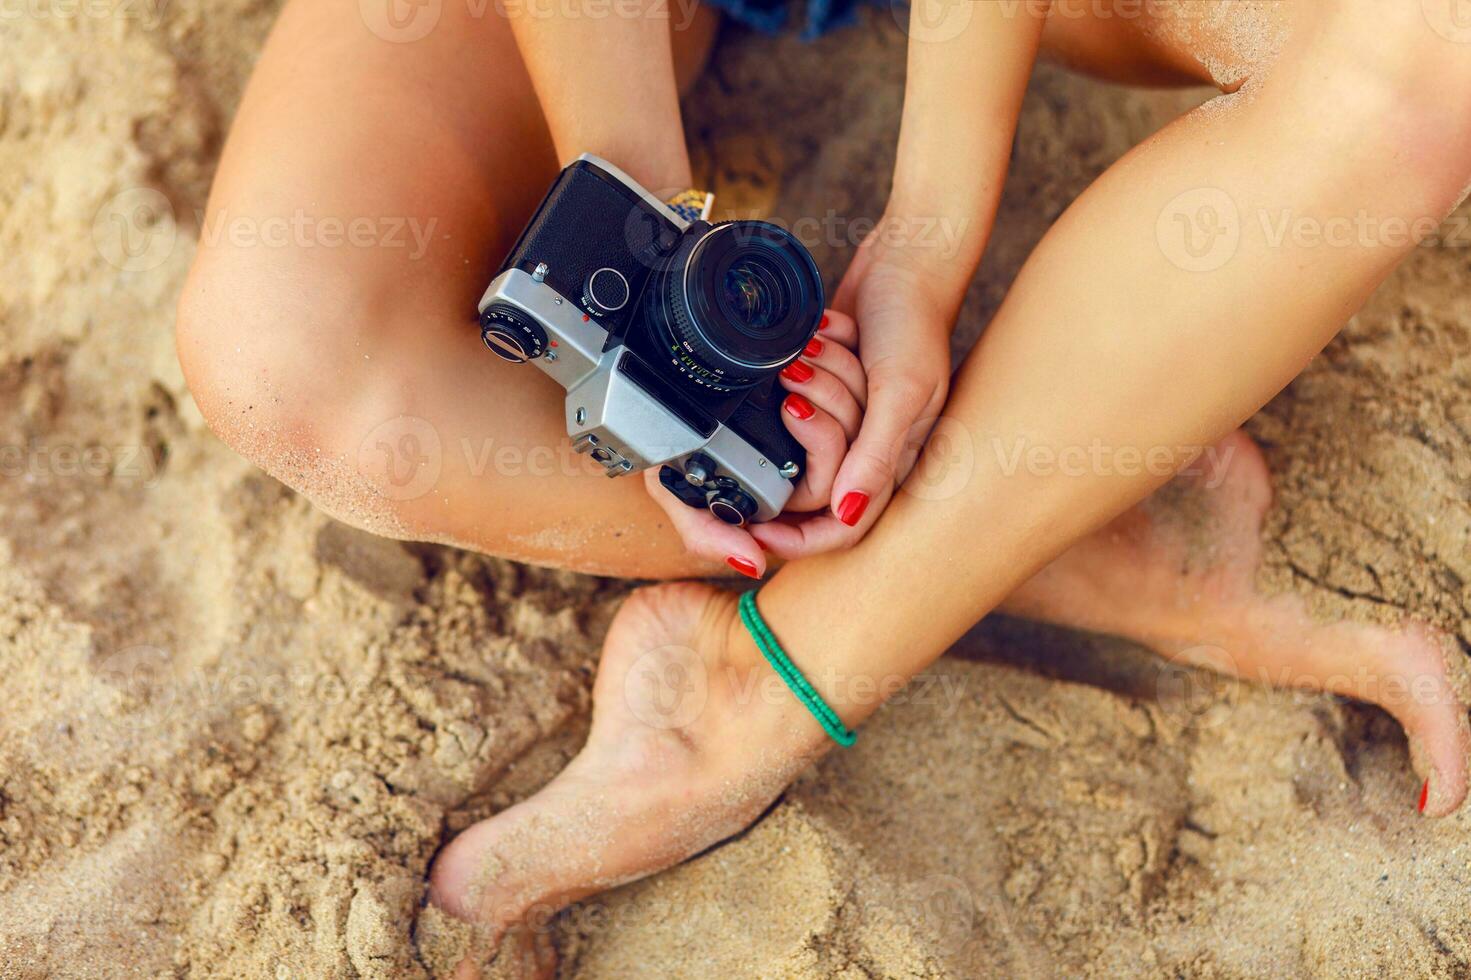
[781,360,814,383]
[726,555,760,579]
[803,337,824,358]
[818,313,830,331]
[784,393,815,421]
[836,491,869,526]
[1419,778,1430,813]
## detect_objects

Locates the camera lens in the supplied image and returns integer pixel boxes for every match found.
[648,221,823,392]
[721,256,786,333]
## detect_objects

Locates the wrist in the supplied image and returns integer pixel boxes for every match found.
[858,208,979,325]
[882,156,1007,305]
[557,138,693,201]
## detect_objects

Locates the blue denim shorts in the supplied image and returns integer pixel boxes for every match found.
[705,0,884,39]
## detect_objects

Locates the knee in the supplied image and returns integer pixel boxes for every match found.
[175,248,428,534]
[176,250,342,461]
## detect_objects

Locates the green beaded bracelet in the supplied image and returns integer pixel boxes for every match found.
[737,590,857,747]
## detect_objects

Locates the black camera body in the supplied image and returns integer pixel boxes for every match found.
[476,155,824,524]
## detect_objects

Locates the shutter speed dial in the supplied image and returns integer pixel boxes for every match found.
[480,304,548,362]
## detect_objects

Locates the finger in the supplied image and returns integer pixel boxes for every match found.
[815,308,858,351]
[779,359,861,440]
[749,498,891,558]
[830,379,940,530]
[777,392,848,513]
[796,334,866,409]
[642,468,766,579]
[747,516,818,559]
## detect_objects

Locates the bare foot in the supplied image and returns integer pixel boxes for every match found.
[423,583,827,977]
[1004,430,1471,817]
[420,432,1468,973]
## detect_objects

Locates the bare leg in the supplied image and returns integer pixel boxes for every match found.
[992,0,1471,813]
[751,0,1471,809]
[176,0,720,581]
[429,3,1471,968]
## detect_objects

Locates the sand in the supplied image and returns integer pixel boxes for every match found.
[4,3,1471,978]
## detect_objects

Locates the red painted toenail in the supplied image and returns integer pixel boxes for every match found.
[726,555,760,579]
[1419,778,1430,813]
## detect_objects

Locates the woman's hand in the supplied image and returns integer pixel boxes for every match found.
[643,307,870,578]
[819,227,955,535]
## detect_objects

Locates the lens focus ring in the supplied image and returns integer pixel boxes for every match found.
[651,221,824,393]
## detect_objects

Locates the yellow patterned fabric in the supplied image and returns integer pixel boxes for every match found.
[665,188,714,224]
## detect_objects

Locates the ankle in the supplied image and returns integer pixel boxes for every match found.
[707,591,833,763]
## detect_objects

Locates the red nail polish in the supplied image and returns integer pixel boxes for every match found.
[1419,778,1430,813]
[818,313,830,331]
[726,555,760,579]
[803,337,824,358]
[836,491,869,526]
[784,393,815,421]
[781,360,814,383]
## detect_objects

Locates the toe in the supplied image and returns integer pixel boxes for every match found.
[1329,621,1471,818]
[1224,602,1471,818]
[1402,708,1469,818]
[1401,701,1471,817]
[1390,629,1471,818]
